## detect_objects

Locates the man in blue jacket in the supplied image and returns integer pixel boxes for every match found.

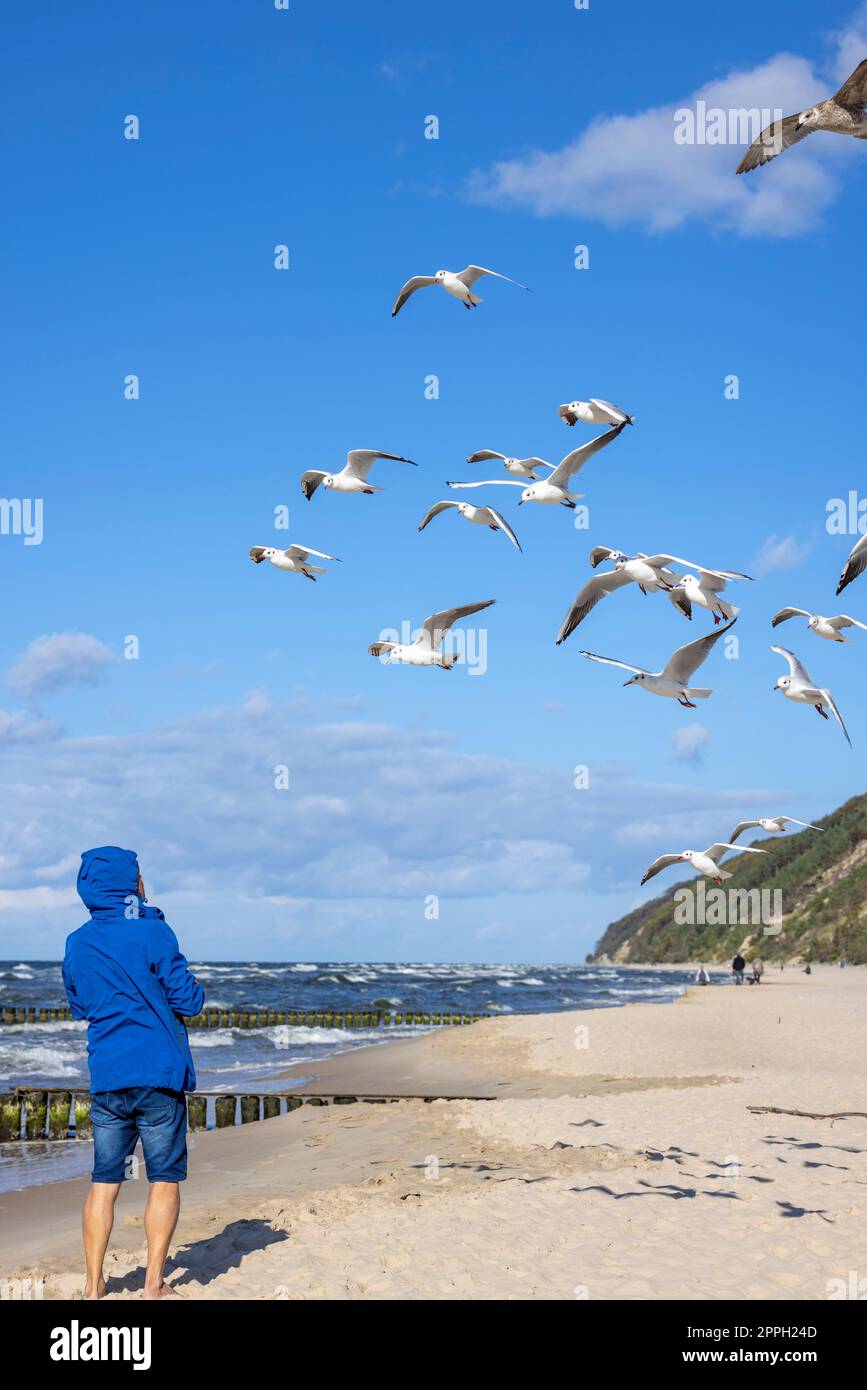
[63,846,204,1300]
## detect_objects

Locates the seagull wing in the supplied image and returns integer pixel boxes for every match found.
[549,422,627,487]
[705,843,768,863]
[418,501,459,531]
[830,614,867,631]
[772,607,812,627]
[284,544,339,562]
[345,449,416,481]
[777,817,824,830]
[772,645,814,685]
[837,534,867,595]
[668,586,693,620]
[834,58,867,108]
[487,508,522,552]
[579,650,649,676]
[446,478,525,490]
[391,275,437,316]
[559,403,580,426]
[555,571,632,646]
[736,113,813,174]
[466,450,507,463]
[249,546,268,563]
[589,398,631,424]
[300,471,328,500]
[589,545,625,568]
[640,854,685,886]
[455,265,529,291]
[727,821,761,844]
[652,554,752,584]
[662,619,736,682]
[820,689,853,747]
[418,599,495,651]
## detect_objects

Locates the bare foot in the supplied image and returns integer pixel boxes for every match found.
[83,1277,106,1300]
[143,1282,184,1300]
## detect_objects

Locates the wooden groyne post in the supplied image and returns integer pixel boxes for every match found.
[1,1088,494,1140]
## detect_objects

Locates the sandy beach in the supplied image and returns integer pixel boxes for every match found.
[5,965,865,1301]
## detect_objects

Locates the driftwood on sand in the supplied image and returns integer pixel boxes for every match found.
[748,1105,867,1122]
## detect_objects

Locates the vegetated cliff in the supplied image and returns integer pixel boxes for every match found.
[589,793,867,965]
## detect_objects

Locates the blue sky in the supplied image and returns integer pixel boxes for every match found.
[2,0,866,961]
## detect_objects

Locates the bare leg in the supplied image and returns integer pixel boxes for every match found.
[143,1181,181,1299]
[83,1182,120,1298]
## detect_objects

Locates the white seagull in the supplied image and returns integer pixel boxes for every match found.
[301,449,416,500]
[248,544,339,581]
[418,501,521,552]
[556,550,692,645]
[641,842,767,888]
[736,59,867,174]
[369,600,495,669]
[447,423,627,509]
[465,449,556,481]
[771,607,867,642]
[669,566,753,624]
[837,533,867,596]
[728,815,824,844]
[772,646,852,746]
[391,266,529,317]
[558,398,634,428]
[580,619,736,707]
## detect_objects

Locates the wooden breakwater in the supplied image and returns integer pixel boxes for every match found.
[0,1007,489,1028]
[0,1089,494,1142]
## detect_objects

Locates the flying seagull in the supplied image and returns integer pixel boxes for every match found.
[301,449,416,500]
[391,266,529,317]
[580,619,736,707]
[418,500,521,552]
[556,550,693,645]
[837,533,867,596]
[736,58,867,173]
[669,566,753,623]
[640,842,767,888]
[447,423,627,509]
[369,600,495,669]
[771,607,867,642]
[465,449,556,481]
[772,646,852,746]
[728,815,823,844]
[558,398,634,428]
[248,544,339,581]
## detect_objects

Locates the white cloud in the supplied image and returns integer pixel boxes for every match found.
[752,534,813,575]
[5,632,115,700]
[0,697,775,910]
[670,723,711,765]
[466,12,867,236]
[0,708,59,742]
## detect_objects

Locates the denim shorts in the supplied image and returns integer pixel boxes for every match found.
[90,1086,188,1183]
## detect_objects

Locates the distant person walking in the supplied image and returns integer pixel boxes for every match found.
[62,847,204,1300]
[732,953,746,985]
[752,957,764,985]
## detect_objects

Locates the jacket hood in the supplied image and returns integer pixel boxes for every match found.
[77,846,141,914]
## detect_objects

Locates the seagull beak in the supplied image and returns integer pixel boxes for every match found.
[623,677,636,687]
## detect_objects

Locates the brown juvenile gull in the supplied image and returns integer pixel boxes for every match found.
[736,58,867,173]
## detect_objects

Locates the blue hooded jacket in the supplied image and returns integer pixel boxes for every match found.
[62,847,205,1094]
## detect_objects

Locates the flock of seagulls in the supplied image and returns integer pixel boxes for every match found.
[640,815,823,888]
[245,71,867,897]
